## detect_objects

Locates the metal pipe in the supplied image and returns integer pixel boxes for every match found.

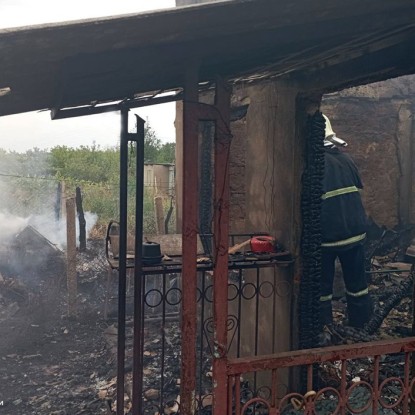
[117,107,129,415]
[132,115,145,414]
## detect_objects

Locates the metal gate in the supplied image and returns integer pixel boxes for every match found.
[115,73,415,415]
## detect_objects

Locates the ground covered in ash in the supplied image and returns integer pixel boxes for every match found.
[0,229,414,415]
[0,239,115,415]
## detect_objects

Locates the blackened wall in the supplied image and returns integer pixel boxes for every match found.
[321,74,415,228]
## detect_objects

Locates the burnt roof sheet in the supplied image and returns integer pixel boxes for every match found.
[1,0,415,116]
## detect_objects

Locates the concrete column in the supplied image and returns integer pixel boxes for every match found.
[396,103,413,224]
[240,81,299,358]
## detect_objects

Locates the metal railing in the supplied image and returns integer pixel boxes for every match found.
[119,261,293,414]
[227,337,415,415]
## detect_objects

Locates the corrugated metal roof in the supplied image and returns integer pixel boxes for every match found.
[1,0,415,117]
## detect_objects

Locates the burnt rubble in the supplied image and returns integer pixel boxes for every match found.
[1,223,415,414]
[0,234,114,415]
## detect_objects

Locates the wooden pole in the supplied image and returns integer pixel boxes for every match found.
[55,182,61,221]
[60,181,66,218]
[75,186,87,251]
[154,196,165,235]
[66,197,77,317]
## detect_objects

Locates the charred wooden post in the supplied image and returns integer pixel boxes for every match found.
[154,196,165,235]
[75,187,86,251]
[55,181,61,221]
[66,197,77,317]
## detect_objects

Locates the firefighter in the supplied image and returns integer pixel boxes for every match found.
[319,114,372,328]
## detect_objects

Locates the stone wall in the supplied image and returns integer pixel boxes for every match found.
[321,74,415,228]
[228,117,247,233]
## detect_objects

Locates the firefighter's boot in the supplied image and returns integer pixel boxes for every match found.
[319,299,333,327]
[346,294,373,328]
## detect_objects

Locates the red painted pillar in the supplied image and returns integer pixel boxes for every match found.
[180,67,199,415]
[212,77,232,415]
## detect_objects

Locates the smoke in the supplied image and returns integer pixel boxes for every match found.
[28,211,98,249]
[0,151,98,250]
[0,212,29,241]
[0,210,98,249]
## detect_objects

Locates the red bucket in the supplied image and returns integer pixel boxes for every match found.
[250,235,275,253]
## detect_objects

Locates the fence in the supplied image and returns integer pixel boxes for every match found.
[227,337,415,415]
[104,235,294,414]
[0,175,176,237]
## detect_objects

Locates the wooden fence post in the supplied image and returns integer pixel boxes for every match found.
[66,197,77,317]
[60,181,67,218]
[154,196,165,235]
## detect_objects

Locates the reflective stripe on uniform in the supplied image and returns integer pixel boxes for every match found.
[321,232,366,248]
[319,294,333,302]
[346,288,369,297]
[321,185,359,200]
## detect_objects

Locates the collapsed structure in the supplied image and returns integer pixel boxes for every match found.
[2,0,415,414]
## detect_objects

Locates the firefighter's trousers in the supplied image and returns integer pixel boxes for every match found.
[320,243,372,328]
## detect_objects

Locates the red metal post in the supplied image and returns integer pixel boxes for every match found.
[235,377,241,415]
[212,77,232,415]
[271,369,277,408]
[372,356,380,415]
[403,352,410,414]
[228,376,234,415]
[180,67,199,415]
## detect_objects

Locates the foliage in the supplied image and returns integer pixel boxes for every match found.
[143,124,162,163]
[0,123,175,234]
[156,142,175,164]
[49,144,119,184]
[0,148,51,177]
[143,124,175,164]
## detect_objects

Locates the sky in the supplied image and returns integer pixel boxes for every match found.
[0,0,177,152]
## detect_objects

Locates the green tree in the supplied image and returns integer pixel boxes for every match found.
[156,142,175,164]
[143,124,162,163]
[49,144,119,183]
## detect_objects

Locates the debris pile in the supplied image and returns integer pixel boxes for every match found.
[104,319,216,414]
[0,273,28,321]
[0,236,114,414]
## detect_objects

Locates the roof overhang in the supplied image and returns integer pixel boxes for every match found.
[1,0,415,118]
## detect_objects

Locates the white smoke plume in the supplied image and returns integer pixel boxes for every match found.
[0,212,29,241]
[0,210,98,249]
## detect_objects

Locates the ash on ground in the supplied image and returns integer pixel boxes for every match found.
[0,237,114,415]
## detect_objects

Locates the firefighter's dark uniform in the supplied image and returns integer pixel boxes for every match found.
[320,146,372,328]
